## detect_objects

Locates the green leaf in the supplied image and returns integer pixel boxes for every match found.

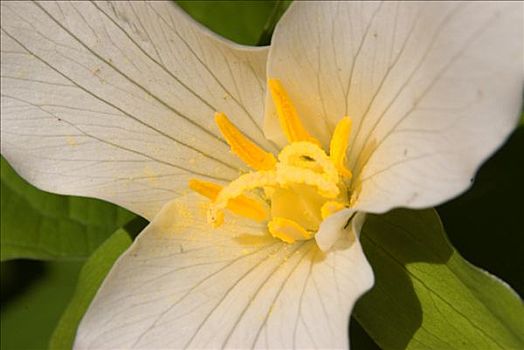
[349,318,381,350]
[354,209,524,349]
[1,260,83,350]
[256,0,292,46]
[177,0,287,45]
[49,228,133,350]
[1,156,135,261]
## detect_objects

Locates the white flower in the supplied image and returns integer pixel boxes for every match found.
[1,1,522,349]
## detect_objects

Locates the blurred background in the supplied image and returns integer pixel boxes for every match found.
[1,1,522,349]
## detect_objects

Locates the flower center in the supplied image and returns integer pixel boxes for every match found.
[189,79,354,244]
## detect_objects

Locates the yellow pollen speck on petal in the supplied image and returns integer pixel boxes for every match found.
[188,179,268,224]
[321,201,346,220]
[143,166,158,185]
[207,209,224,228]
[330,116,353,179]
[268,217,313,243]
[268,79,320,145]
[173,202,192,222]
[66,136,77,147]
[215,112,276,170]
[349,182,362,208]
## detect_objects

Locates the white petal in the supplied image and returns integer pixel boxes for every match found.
[0,1,273,220]
[266,2,523,212]
[75,195,374,349]
[315,209,360,252]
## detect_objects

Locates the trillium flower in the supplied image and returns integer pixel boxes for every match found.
[1,1,522,349]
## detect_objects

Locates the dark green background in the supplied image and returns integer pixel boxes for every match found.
[1,2,522,349]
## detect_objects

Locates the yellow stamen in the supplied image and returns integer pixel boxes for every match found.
[330,116,353,178]
[191,83,357,246]
[209,171,277,227]
[321,201,346,220]
[188,178,222,200]
[215,112,276,170]
[188,179,268,224]
[268,79,319,145]
[268,217,313,243]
